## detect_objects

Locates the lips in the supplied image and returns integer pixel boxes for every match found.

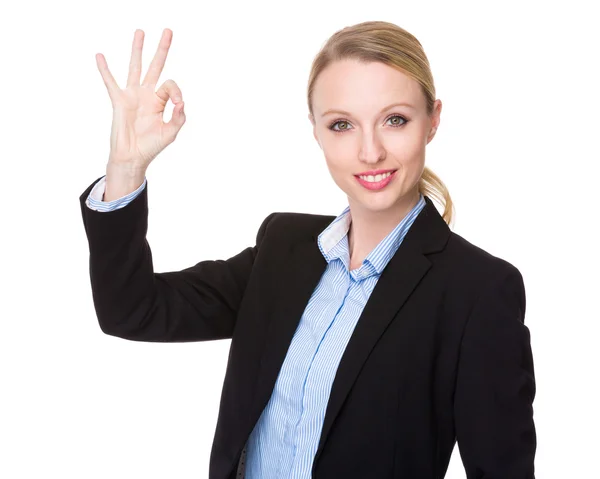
[355,168,397,177]
[355,170,397,191]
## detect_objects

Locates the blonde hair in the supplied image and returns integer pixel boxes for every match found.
[307,20,455,226]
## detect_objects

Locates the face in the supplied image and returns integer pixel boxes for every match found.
[309,59,441,216]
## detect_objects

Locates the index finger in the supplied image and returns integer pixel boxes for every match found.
[141,28,173,88]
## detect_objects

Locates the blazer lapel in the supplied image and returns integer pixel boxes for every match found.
[248,196,451,465]
[313,195,450,465]
[249,226,330,421]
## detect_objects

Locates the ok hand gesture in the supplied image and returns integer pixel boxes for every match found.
[96,28,186,170]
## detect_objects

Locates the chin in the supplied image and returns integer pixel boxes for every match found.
[362,198,402,213]
[349,191,404,212]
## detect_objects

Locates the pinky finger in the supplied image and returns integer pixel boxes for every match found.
[96,53,120,103]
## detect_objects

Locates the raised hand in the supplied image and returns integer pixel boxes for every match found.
[96,28,186,170]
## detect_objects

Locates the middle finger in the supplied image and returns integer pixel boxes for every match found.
[127,29,144,87]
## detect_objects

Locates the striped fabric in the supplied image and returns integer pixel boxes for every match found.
[85,175,426,478]
[85,175,147,211]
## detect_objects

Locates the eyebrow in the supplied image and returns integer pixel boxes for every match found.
[321,102,416,118]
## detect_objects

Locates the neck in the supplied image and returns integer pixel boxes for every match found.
[347,190,421,265]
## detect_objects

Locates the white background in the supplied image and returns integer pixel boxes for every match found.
[1,0,598,477]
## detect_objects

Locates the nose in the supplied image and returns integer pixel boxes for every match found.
[358,131,386,164]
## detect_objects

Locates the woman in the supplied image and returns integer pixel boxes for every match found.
[80,21,536,479]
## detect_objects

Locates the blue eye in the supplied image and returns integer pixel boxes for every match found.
[328,114,408,133]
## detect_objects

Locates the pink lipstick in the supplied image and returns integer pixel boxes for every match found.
[354,170,397,191]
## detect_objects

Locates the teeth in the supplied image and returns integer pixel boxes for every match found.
[359,171,392,182]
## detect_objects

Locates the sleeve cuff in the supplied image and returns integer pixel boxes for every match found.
[86,175,147,212]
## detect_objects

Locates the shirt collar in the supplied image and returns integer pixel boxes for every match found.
[317,193,427,276]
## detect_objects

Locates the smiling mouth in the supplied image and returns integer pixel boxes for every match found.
[355,170,396,182]
[354,170,397,190]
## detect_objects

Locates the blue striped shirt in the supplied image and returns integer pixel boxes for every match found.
[85,175,427,478]
[85,175,147,211]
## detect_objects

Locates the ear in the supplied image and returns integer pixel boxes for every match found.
[427,99,442,144]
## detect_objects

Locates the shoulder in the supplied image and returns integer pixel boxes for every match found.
[448,230,521,271]
[444,230,525,298]
[258,211,336,243]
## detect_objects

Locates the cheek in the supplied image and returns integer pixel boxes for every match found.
[390,138,427,171]
[323,156,351,190]
[324,157,345,181]
[388,131,425,154]
[322,137,351,158]
[322,147,352,173]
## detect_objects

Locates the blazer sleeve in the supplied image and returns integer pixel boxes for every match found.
[79,175,277,343]
[453,265,537,478]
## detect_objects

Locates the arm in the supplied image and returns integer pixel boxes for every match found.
[454,266,537,478]
[79,176,277,342]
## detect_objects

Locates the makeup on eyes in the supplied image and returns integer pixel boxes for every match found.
[328,114,408,132]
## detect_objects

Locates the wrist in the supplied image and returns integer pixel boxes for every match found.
[104,162,147,202]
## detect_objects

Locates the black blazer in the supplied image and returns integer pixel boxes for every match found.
[79,176,536,479]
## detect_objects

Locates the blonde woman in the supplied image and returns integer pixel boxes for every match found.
[80,22,536,479]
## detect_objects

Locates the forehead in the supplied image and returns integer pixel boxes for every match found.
[312,59,423,115]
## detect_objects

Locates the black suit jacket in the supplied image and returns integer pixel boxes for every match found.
[79,176,536,479]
